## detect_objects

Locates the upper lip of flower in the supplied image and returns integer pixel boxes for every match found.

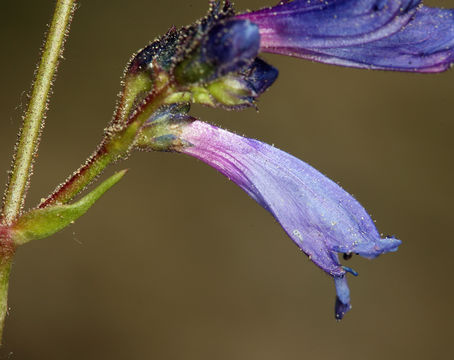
[236,0,454,73]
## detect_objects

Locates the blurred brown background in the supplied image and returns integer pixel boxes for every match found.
[0,0,453,359]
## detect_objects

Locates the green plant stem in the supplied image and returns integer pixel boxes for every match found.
[0,0,77,345]
[39,86,173,208]
[2,0,76,225]
[0,261,11,345]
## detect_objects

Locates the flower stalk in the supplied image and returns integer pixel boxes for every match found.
[39,84,173,208]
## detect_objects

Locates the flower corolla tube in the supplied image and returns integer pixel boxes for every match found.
[237,0,454,72]
[131,0,454,318]
[143,116,401,319]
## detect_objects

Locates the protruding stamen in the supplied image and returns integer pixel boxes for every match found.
[334,276,351,320]
[342,266,359,277]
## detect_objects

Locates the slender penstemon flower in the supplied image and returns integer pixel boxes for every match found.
[2,0,454,341]
[134,0,454,319]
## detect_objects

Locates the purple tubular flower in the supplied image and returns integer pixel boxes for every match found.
[236,0,454,72]
[246,58,279,95]
[173,17,264,86]
[175,120,401,319]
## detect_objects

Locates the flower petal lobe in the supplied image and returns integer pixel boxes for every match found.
[237,1,454,72]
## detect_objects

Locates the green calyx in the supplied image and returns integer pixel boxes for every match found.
[174,51,216,85]
[184,76,254,108]
[118,72,154,124]
[11,170,127,246]
[135,103,193,152]
[206,76,253,107]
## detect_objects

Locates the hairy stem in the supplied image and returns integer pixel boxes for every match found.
[0,0,77,344]
[2,0,77,224]
[0,260,11,345]
[39,86,173,208]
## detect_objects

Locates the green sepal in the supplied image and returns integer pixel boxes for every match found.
[164,91,192,104]
[118,72,154,124]
[207,76,253,107]
[190,86,216,107]
[169,76,256,109]
[11,170,128,245]
[173,50,216,85]
[135,103,193,151]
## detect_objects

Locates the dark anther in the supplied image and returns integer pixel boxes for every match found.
[343,252,353,260]
[372,0,387,12]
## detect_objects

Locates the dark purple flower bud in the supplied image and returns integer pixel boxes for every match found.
[174,18,261,84]
[245,58,279,95]
[127,28,180,74]
[164,120,401,319]
[237,0,454,72]
[203,19,261,76]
